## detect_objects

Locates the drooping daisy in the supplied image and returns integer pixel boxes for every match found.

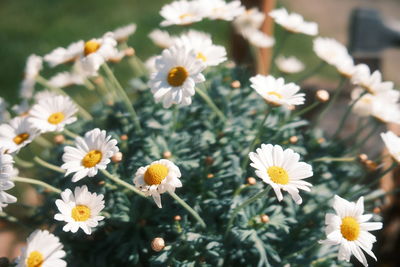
[148,44,206,108]
[0,149,14,180]
[320,195,383,267]
[176,30,227,67]
[55,185,105,235]
[313,37,351,66]
[48,71,85,88]
[19,54,43,99]
[0,117,38,154]
[276,56,305,74]
[148,29,178,48]
[381,131,400,163]
[351,64,397,96]
[241,29,275,48]
[61,128,119,182]
[160,0,206,27]
[111,23,137,42]
[16,229,66,267]
[200,0,244,21]
[134,159,182,208]
[44,40,84,67]
[270,8,318,36]
[233,8,265,34]
[250,75,305,108]
[249,144,313,204]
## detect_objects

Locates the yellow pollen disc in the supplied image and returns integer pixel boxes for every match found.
[167,66,189,87]
[267,91,283,99]
[267,166,289,185]
[82,150,102,168]
[340,216,360,241]
[13,132,30,145]
[179,13,193,20]
[48,112,65,125]
[144,164,169,185]
[71,205,91,222]
[26,250,44,267]
[196,52,207,62]
[84,40,101,56]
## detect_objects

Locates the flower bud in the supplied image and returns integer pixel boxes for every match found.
[373,207,381,214]
[174,215,182,221]
[54,134,65,144]
[260,214,270,223]
[124,47,135,57]
[151,237,165,252]
[163,151,172,159]
[358,154,368,163]
[289,136,298,144]
[207,173,214,179]
[247,177,257,185]
[316,90,330,103]
[93,76,104,85]
[205,156,214,166]
[120,134,128,141]
[111,152,123,163]
[317,137,325,144]
[364,160,378,172]
[231,80,241,89]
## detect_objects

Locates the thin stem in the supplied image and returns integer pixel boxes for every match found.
[34,156,66,174]
[100,169,146,198]
[12,176,61,194]
[14,156,34,168]
[101,64,143,133]
[195,87,227,122]
[349,120,381,154]
[35,75,93,120]
[369,161,398,188]
[311,157,356,162]
[291,101,320,119]
[63,128,78,139]
[34,136,53,148]
[169,191,206,229]
[225,187,271,236]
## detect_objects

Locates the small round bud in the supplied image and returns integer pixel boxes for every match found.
[151,237,165,252]
[106,100,114,106]
[247,177,257,185]
[120,134,128,141]
[316,90,330,103]
[163,151,172,159]
[93,76,104,85]
[373,207,381,214]
[98,181,106,185]
[174,215,182,221]
[358,154,368,163]
[124,47,135,57]
[317,137,326,144]
[365,160,378,172]
[207,173,214,179]
[231,80,241,89]
[54,134,65,144]
[205,156,214,166]
[111,152,123,163]
[289,136,298,144]
[225,61,236,69]
[287,105,295,111]
[260,214,270,223]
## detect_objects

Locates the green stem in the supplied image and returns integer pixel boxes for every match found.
[34,136,53,148]
[12,176,61,193]
[63,128,78,139]
[195,87,227,122]
[100,169,146,198]
[169,191,206,229]
[225,187,271,236]
[311,157,356,162]
[35,75,93,120]
[101,64,143,133]
[14,156,34,168]
[349,120,381,154]
[369,161,398,188]
[34,156,66,174]
[291,101,320,119]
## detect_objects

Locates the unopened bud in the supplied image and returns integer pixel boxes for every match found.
[93,76,104,85]
[174,215,182,221]
[151,237,165,252]
[260,214,270,223]
[365,160,378,172]
[120,134,128,141]
[111,152,123,163]
[207,173,214,179]
[373,207,381,214]
[124,47,135,57]
[316,90,330,103]
[205,156,214,166]
[231,80,241,89]
[98,181,105,185]
[247,177,257,185]
[163,151,172,159]
[358,154,368,163]
[289,136,298,144]
[317,137,325,144]
[54,135,65,144]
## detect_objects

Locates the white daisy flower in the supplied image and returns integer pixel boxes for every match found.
[19,54,43,99]
[44,40,84,67]
[335,57,356,78]
[33,90,59,103]
[276,56,305,74]
[0,117,38,154]
[160,0,205,27]
[0,97,11,123]
[148,44,206,108]
[28,95,78,133]
[54,185,105,235]
[48,71,85,88]
[249,144,313,204]
[250,75,305,108]
[134,159,182,208]
[313,37,351,65]
[148,29,178,48]
[111,23,137,42]
[16,229,66,267]
[321,195,383,267]
[61,128,119,182]
[270,8,318,36]
[0,179,17,211]
[381,131,400,163]
[176,30,227,67]
[241,29,275,48]
[351,64,397,96]
[200,0,244,21]
[233,8,265,34]
[0,149,14,180]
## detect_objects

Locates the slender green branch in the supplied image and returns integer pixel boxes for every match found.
[12,176,61,194]
[100,169,146,198]
[63,128,78,139]
[34,136,53,148]
[291,102,320,119]
[311,157,356,162]
[169,191,206,229]
[14,156,34,168]
[195,87,227,122]
[34,156,66,174]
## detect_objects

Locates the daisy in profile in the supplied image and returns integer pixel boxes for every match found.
[48,71,85,89]
[160,0,205,26]
[242,29,275,48]
[55,185,105,235]
[134,159,182,208]
[249,144,313,204]
[20,54,43,99]
[270,8,318,36]
[0,149,14,180]
[111,23,137,42]
[16,229,66,267]
[29,95,78,133]
[0,117,38,154]
[381,131,400,163]
[320,195,383,267]
[313,37,351,66]
[0,149,17,211]
[250,75,305,108]
[61,128,119,182]
[148,29,178,48]
[44,40,84,67]
[276,56,305,74]
[177,30,227,67]
[233,8,265,34]
[351,64,397,96]
[200,0,244,21]
[148,44,206,108]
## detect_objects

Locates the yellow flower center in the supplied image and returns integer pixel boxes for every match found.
[13,133,30,145]
[26,250,44,267]
[179,13,193,20]
[48,112,65,125]
[340,216,360,241]
[267,166,289,185]
[144,164,169,185]
[82,150,102,168]
[167,66,189,87]
[267,91,283,99]
[84,40,101,56]
[71,205,91,221]
[196,52,207,62]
